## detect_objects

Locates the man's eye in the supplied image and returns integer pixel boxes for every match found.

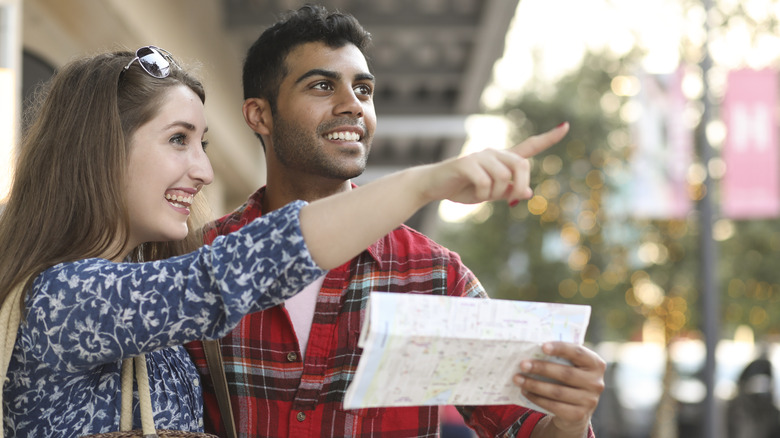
[313,82,333,91]
[355,84,373,96]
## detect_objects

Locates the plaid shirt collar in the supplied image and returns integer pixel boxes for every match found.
[213,184,386,266]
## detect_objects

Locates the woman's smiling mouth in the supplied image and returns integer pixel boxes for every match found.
[165,190,194,210]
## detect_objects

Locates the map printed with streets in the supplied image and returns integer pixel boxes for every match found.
[343,292,591,412]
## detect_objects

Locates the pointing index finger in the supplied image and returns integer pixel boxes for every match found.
[511,122,569,158]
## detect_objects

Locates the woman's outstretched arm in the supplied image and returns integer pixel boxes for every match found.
[301,123,569,269]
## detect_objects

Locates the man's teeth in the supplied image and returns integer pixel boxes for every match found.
[326,131,360,141]
[165,193,193,207]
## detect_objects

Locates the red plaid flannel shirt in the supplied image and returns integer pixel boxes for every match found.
[187,187,595,438]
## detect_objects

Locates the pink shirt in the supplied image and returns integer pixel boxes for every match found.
[284,275,325,357]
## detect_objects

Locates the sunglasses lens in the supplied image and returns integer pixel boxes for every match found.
[136,47,170,78]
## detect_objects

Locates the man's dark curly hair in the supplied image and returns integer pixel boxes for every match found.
[242,4,372,112]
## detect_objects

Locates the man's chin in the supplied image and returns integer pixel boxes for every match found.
[337,161,367,180]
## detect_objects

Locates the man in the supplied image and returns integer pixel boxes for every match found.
[187,5,604,437]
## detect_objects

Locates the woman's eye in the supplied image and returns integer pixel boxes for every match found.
[170,134,186,145]
[201,140,209,151]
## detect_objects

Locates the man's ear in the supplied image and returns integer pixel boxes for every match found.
[242,97,272,136]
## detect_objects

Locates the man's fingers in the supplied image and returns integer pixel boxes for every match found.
[510,122,569,158]
[542,342,606,370]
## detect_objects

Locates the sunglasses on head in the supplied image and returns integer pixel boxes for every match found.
[123,46,179,79]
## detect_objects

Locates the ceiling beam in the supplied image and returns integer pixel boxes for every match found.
[375,115,468,140]
[457,0,519,114]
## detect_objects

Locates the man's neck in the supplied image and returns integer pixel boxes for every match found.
[262,175,353,213]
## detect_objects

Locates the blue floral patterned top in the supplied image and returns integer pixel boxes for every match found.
[3,201,325,437]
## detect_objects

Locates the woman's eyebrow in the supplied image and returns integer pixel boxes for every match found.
[164,121,197,131]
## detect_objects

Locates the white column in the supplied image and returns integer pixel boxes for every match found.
[0,0,20,202]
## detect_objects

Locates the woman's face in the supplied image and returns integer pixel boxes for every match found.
[124,84,213,250]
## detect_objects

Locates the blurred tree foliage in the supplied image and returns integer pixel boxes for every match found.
[434,0,780,346]
[436,56,780,348]
[717,221,780,339]
[434,50,780,346]
[435,51,646,343]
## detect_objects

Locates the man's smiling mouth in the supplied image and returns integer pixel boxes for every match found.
[326,131,361,141]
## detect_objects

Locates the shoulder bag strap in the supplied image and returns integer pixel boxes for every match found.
[117,355,159,436]
[0,282,25,438]
[203,339,237,438]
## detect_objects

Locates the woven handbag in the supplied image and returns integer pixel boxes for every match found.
[0,280,217,438]
[80,354,219,438]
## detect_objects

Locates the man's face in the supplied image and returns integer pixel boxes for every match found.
[269,41,376,180]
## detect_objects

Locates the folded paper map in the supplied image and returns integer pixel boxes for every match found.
[343,292,591,412]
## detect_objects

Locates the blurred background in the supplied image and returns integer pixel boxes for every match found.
[2,1,780,437]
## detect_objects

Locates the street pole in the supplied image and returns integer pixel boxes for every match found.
[698,0,719,437]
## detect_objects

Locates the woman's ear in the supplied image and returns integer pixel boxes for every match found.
[242,97,272,136]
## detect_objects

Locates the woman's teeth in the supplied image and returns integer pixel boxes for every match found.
[326,131,360,141]
[165,193,193,208]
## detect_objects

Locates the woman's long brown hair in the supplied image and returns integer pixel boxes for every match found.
[0,50,209,311]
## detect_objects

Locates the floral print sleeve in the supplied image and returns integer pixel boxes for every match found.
[21,200,324,373]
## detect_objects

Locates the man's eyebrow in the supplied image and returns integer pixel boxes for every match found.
[295,69,375,84]
[295,69,339,84]
[355,72,375,83]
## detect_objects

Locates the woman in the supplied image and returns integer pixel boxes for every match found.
[0,47,565,437]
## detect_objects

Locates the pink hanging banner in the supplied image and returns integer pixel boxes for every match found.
[722,69,779,219]
[626,67,693,219]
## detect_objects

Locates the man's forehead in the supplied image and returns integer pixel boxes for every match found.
[284,42,370,74]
